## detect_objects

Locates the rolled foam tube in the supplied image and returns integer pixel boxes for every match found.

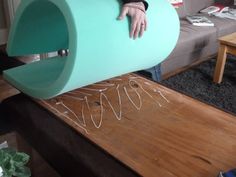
[3,0,180,99]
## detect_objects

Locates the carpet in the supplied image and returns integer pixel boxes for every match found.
[161,56,236,115]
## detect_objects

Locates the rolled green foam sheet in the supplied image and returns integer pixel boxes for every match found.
[3,0,180,99]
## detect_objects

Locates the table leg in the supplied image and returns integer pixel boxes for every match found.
[213,44,227,84]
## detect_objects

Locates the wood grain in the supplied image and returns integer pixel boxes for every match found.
[37,74,236,177]
[213,44,228,83]
[214,32,236,83]
[219,32,236,47]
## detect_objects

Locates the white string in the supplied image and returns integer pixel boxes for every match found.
[100,85,122,121]
[144,82,152,86]
[69,90,92,96]
[154,89,170,103]
[81,101,87,127]
[85,96,103,129]
[92,83,115,87]
[56,101,86,126]
[129,80,162,107]
[124,86,142,111]
[41,76,170,132]
[61,94,84,101]
[41,100,88,134]
[81,87,108,92]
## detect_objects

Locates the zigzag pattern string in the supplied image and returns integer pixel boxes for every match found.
[41,76,170,134]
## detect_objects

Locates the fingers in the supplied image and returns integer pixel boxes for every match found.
[130,10,147,39]
[130,17,138,38]
[144,18,148,31]
[118,7,128,20]
[131,17,146,39]
[139,22,145,38]
[134,21,141,39]
[119,4,147,39]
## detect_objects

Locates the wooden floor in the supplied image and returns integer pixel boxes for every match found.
[38,74,236,177]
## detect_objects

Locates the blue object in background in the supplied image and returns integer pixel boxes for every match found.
[218,169,236,177]
[144,63,162,82]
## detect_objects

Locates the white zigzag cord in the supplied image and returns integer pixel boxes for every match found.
[56,101,86,127]
[61,94,84,101]
[124,85,142,111]
[144,81,170,103]
[81,87,108,92]
[84,85,122,129]
[85,96,103,129]
[69,90,92,96]
[129,79,162,107]
[93,83,115,87]
[41,100,89,134]
[41,77,169,132]
[155,90,170,103]
[100,85,122,121]
[82,100,87,127]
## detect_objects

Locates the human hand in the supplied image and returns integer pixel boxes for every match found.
[118,2,147,39]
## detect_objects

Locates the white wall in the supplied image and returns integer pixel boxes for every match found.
[0,1,8,45]
[0,1,7,29]
[0,0,21,45]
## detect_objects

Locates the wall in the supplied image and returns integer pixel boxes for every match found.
[0,0,21,45]
[0,1,6,29]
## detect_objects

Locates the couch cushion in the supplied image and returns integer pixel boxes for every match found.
[208,15,236,37]
[184,0,215,15]
[161,19,218,75]
[176,6,187,19]
[169,19,217,57]
[176,0,215,18]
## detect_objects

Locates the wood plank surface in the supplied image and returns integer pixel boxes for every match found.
[37,74,236,177]
[214,32,236,83]
[219,32,236,47]
[213,44,228,83]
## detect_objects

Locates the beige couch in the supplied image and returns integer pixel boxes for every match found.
[158,0,236,79]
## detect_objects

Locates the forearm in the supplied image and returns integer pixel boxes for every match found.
[121,0,148,10]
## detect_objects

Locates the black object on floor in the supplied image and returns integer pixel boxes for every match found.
[161,56,236,115]
[0,52,24,134]
[0,52,24,74]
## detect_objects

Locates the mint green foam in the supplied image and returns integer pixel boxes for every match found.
[3,0,180,99]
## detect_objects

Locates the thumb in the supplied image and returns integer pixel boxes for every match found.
[118,7,128,20]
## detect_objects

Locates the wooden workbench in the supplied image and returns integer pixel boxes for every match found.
[35,74,236,177]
